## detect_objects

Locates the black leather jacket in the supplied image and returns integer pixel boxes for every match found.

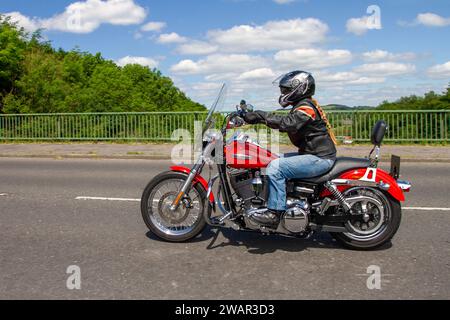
[264,99,337,160]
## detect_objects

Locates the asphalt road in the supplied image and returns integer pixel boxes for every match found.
[0,158,449,300]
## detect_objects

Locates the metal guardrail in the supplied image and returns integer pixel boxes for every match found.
[0,110,448,143]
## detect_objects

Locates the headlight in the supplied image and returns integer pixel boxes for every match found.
[228,116,245,129]
[203,131,221,143]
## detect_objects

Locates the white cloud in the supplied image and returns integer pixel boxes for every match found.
[140,21,166,32]
[316,71,357,83]
[4,0,147,34]
[176,41,218,55]
[362,50,416,62]
[346,8,382,36]
[170,54,268,75]
[315,71,384,86]
[157,32,187,44]
[321,83,446,107]
[205,73,239,82]
[237,68,276,81]
[3,11,40,32]
[347,77,386,85]
[346,17,370,35]
[162,17,329,56]
[207,18,329,52]
[362,50,390,61]
[274,48,352,69]
[191,82,224,91]
[353,62,416,76]
[427,61,450,79]
[416,13,450,27]
[116,56,159,68]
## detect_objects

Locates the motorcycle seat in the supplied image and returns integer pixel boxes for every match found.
[293,157,371,184]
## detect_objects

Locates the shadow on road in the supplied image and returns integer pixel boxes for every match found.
[204,227,342,254]
[146,226,392,254]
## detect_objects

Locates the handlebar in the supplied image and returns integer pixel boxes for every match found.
[223,111,246,131]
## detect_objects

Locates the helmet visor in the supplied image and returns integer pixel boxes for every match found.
[280,86,292,95]
[273,73,295,96]
[272,74,285,87]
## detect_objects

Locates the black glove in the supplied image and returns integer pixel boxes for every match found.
[243,110,268,125]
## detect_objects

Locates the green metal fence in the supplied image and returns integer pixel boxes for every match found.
[328,110,449,143]
[0,110,448,143]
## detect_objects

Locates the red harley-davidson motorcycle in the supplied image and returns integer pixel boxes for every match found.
[141,85,411,250]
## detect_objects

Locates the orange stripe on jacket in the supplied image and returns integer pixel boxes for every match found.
[294,106,316,119]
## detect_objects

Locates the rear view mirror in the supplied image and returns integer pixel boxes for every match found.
[371,120,388,146]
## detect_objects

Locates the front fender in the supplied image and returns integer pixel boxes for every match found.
[170,166,215,202]
[338,168,405,202]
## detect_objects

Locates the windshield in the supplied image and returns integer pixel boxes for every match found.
[203,83,227,133]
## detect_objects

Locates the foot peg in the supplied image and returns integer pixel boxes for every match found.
[209,217,225,226]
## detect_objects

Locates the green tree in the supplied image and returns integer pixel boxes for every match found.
[0,15,27,112]
[0,17,205,114]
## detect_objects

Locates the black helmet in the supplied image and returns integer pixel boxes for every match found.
[240,100,246,106]
[274,71,316,108]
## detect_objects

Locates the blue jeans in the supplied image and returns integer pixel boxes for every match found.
[266,153,335,211]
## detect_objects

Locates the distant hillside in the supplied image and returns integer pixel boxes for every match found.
[376,88,449,110]
[322,104,375,111]
[323,86,450,111]
[322,104,351,110]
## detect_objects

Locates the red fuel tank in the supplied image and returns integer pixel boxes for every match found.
[225,140,279,169]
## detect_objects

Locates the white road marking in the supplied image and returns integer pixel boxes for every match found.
[76,196,140,202]
[404,207,450,211]
[75,196,200,204]
[75,196,450,211]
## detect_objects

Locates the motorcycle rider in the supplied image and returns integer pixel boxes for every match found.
[237,100,254,115]
[243,71,338,226]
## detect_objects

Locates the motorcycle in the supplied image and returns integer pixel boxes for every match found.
[141,85,411,250]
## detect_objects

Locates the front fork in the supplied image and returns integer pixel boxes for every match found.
[169,157,205,211]
[169,139,237,226]
[169,139,218,211]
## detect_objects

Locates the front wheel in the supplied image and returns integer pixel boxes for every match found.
[141,172,207,242]
[331,187,402,250]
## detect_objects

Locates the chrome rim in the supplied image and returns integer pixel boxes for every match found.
[147,178,203,236]
[343,188,391,242]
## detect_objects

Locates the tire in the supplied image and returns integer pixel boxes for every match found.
[141,171,207,242]
[331,190,402,251]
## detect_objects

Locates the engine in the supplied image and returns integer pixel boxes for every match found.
[282,199,310,234]
[229,169,310,234]
[228,169,269,210]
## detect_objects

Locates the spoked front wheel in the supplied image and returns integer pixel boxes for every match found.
[141,172,207,242]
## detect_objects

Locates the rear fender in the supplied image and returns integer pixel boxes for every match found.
[321,168,405,202]
[170,166,215,202]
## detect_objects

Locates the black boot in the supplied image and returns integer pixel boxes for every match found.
[249,208,282,227]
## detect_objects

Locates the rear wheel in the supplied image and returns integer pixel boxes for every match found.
[141,172,207,242]
[331,187,402,250]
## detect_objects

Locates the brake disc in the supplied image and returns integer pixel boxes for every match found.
[158,192,191,225]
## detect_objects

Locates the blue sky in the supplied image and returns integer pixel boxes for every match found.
[1,0,449,109]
